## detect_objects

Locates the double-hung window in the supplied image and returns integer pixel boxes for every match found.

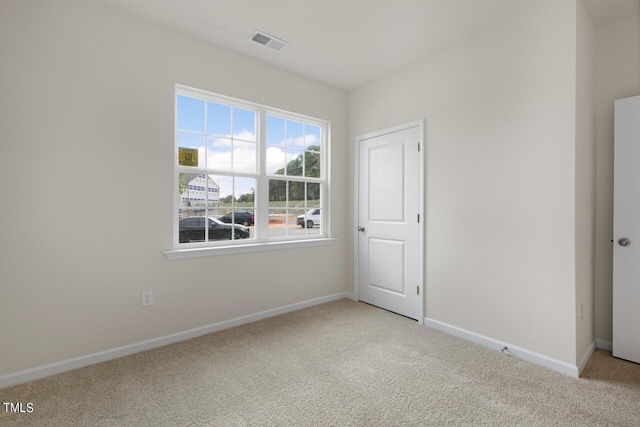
[174,85,327,249]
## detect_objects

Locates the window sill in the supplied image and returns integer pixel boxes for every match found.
[164,238,338,260]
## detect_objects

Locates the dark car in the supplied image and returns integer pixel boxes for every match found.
[218,211,254,226]
[179,217,250,243]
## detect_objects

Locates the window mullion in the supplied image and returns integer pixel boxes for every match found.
[258,108,269,241]
[285,180,289,238]
[321,125,327,236]
[204,102,209,243]
[304,180,308,236]
[230,107,234,181]
[267,175,322,183]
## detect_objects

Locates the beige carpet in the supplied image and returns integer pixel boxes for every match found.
[1,299,639,426]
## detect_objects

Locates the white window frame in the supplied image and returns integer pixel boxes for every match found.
[166,85,332,259]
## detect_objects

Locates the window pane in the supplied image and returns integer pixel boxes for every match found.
[207,137,232,171]
[206,174,221,206]
[305,125,321,151]
[267,146,286,175]
[268,179,286,238]
[286,120,304,149]
[208,174,251,241]
[267,115,285,146]
[285,149,304,176]
[207,217,233,241]
[177,132,205,168]
[212,175,234,208]
[269,179,287,202]
[178,173,212,244]
[233,141,256,173]
[178,173,202,209]
[289,209,306,237]
[267,179,316,238]
[304,182,321,236]
[178,211,206,243]
[235,177,255,209]
[207,102,231,136]
[232,176,255,239]
[306,182,320,208]
[268,209,285,238]
[178,172,195,225]
[179,172,207,210]
[305,207,321,236]
[288,181,305,205]
[177,95,205,132]
[208,206,226,222]
[234,108,256,142]
[304,151,320,178]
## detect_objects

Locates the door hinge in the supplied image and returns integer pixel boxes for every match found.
[417,213,420,223]
[418,143,420,152]
[417,285,420,295]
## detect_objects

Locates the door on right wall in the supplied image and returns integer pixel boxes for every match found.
[356,122,424,321]
[613,95,640,364]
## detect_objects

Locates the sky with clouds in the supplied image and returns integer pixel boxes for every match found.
[177,95,321,199]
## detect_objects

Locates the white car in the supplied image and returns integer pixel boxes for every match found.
[297,208,321,228]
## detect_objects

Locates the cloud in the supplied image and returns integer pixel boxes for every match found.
[266,146,286,174]
[206,144,255,174]
[283,134,318,149]
[182,129,316,199]
[183,130,317,174]
[209,129,256,147]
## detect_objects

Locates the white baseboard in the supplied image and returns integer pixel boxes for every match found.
[424,317,580,378]
[578,341,596,376]
[596,339,612,351]
[0,292,354,389]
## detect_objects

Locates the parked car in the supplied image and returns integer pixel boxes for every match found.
[297,208,321,228]
[218,211,254,226]
[179,217,249,243]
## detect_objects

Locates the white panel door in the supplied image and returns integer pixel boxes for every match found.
[613,95,640,364]
[357,124,422,320]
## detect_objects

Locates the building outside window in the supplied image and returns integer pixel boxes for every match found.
[180,174,219,207]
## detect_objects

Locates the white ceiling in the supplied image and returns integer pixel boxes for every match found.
[91,0,639,91]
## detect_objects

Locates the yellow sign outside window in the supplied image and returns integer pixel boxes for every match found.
[178,147,198,167]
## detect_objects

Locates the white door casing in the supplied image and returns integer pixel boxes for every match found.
[613,95,640,364]
[355,121,424,321]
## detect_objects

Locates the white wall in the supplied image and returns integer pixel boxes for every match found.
[349,0,579,364]
[0,0,349,377]
[575,0,597,362]
[594,12,640,346]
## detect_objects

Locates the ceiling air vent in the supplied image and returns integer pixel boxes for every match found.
[249,30,289,52]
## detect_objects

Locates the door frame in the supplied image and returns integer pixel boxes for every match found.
[353,119,425,324]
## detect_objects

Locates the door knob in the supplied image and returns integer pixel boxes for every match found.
[357,226,365,232]
[618,238,631,247]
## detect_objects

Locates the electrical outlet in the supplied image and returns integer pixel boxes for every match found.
[142,291,153,307]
